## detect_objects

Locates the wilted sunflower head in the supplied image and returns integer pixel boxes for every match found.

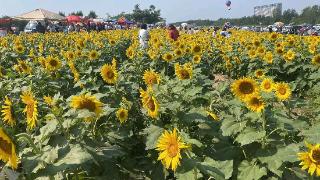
[231,77,259,100]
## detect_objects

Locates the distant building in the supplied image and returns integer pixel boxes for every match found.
[254,3,282,17]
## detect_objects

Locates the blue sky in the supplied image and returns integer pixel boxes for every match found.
[0,0,319,22]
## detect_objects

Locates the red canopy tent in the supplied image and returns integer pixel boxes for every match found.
[0,18,12,24]
[117,17,126,25]
[67,15,82,23]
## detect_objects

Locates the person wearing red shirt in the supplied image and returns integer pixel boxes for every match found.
[168,24,179,41]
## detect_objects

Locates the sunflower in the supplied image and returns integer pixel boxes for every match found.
[274,82,291,101]
[162,53,174,62]
[245,95,265,113]
[14,60,32,74]
[254,69,265,79]
[253,39,261,47]
[45,56,61,71]
[263,52,273,64]
[260,78,274,92]
[231,77,259,100]
[284,49,296,61]
[174,49,183,57]
[116,108,128,124]
[0,128,18,169]
[66,51,76,60]
[248,49,257,59]
[143,70,160,86]
[21,91,38,130]
[1,96,15,126]
[192,55,202,64]
[275,47,284,55]
[298,142,320,177]
[43,95,56,107]
[88,50,99,60]
[156,128,189,171]
[70,93,103,118]
[140,87,159,118]
[191,44,202,55]
[311,54,320,66]
[269,32,278,41]
[100,59,118,84]
[206,111,219,121]
[126,47,134,59]
[175,63,192,80]
[14,44,25,54]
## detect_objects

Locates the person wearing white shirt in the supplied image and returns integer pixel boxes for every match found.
[139,24,150,49]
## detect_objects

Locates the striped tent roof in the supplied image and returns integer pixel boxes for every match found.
[14,9,65,21]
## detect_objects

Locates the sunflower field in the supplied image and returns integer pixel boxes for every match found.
[0,29,319,179]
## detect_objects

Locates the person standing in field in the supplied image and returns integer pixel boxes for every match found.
[139,24,150,49]
[168,24,179,41]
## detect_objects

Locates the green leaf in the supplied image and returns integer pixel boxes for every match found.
[298,123,320,144]
[54,144,93,166]
[199,157,233,179]
[238,160,267,180]
[143,125,163,150]
[235,127,266,146]
[180,131,203,148]
[221,116,247,136]
[34,119,58,144]
[257,144,300,177]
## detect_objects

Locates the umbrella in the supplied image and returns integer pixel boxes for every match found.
[274,22,284,27]
[67,15,82,23]
[14,8,64,21]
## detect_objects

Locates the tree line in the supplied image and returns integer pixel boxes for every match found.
[175,5,320,27]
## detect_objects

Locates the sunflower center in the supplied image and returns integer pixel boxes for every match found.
[193,46,201,53]
[239,82,254,94]
[315,56,320,63]
[0,137,12,155]
[180,69,190,79]
[279,87,286,95]
[81,99,96,112]
[106,70,114,79]
[148,76,157,84]
[250,97,262,106]
[20,63,28,70]
[147,98,156,111]
[49,59,58,67]
[311,149,320,163]
[256,71,263,76]
[119,111,126,118]
[167,143,179,158]
[264,82,271,89]
[26,103,35,118]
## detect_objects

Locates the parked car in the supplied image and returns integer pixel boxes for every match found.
[24,21,38,33]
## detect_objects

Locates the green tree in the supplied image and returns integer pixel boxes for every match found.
[70,11,83,17]
[58,11,66,17]
[87,11,98,19]
[282,9,298,24]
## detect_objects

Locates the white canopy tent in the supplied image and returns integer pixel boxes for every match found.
[14,9,65,21]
